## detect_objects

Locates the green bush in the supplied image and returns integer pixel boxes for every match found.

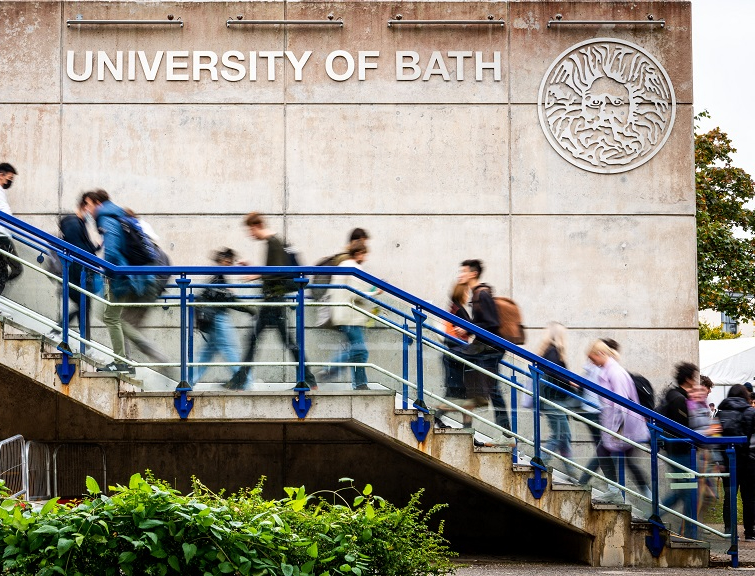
[699,320,740,340]
[0,473,456,576]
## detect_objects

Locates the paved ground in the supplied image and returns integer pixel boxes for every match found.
[452,559,740,575]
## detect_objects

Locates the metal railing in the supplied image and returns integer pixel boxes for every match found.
[0,210,746,565]
[0,435,27,498]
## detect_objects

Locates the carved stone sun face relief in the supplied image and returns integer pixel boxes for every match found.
[538,38,676,174]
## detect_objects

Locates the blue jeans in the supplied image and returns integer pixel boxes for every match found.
[337,325,368,389]
[193,311,240,385]
[543,408,572,457]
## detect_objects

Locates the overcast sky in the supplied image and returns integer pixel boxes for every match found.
[693,0,755,175]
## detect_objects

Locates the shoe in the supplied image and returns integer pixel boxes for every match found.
[434,417,451,429]
[745,535,755,541]
[487,435,516,447]
[97,362,134,374]
[594,488,624,505]
[473,439,485,447]
[226,370,247,389]
[354,384,368,391]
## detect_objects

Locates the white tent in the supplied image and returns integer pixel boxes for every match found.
[700,338,755,405]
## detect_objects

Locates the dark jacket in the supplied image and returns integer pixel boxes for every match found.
[59,213,99,290]
[262,234,291,299]
[445,302,472,354]
[717,396,755,460]
[470,284,500,334]
[541,344,570,403]
[663,386,691,457]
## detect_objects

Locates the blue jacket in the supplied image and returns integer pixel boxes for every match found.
[95,201,154,298]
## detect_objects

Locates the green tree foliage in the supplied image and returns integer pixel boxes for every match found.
[697,112,755,321]
[698,320,741,340]
[0,472,456,576]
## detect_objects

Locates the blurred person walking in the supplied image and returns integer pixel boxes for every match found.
[227,212,316,390]
[84,190,167,373]
[324,242,374,390]
[716,384,755,539]
[58,193,103,340]
[192,248,242,388]
[0,163,23,295]
[586,340,650,504]
[537,322,577,476]
[458,259,511,438]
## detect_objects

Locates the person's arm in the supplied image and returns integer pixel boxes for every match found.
[99,216,126,266]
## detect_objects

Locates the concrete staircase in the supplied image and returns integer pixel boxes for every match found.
[0,315,709,567]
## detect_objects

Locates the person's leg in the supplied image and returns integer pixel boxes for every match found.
[543,408,559,455]
[192,324,219,385]
[215,312,241,380]
[480,354,509,431]
[272,304,316,387]
[102,284,126,358]
[228,306,268,387]
[625,448,649,489]
[742,458,755,538]
[341,325,367,389]
[596,442,618,484]
[1,239,22,281]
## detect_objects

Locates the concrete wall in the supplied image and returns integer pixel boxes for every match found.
[0,0,695,386]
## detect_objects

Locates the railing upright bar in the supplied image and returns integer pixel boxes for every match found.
[402,320,410,410]
[511,372,518,463]
[409,308,430,441]
[618,452,626,500]
[295,277,308,387]
[690,446,698,539]
[727,445,739,567]
[78,267,87,354]
[188,291,195,385]
[173,277,194,419]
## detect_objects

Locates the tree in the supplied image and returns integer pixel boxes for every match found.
[696,112,755,321]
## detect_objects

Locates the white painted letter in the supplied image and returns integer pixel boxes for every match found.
[358,51,379,81]
[258,51,283,81]
[127,50,136,80]
[396,51,421,81]
[475,51,501,81]
[447,51,472,81]
[166,51,189,81]
[138,51,164,81]
[248,52,257,81]
[285,51,312,81]
[66,50,92,82]
[221,51,246,82]
[422,51,450,81]
[97,51,123,81]
[325,50,354,81]
[193,51,218,81]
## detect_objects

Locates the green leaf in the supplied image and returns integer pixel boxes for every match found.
[281,563,294,576]
[302,560,315,574]
[32,525,60,535]
[306,541,318,558]
[361,528,372,541]
[40,498,60,515]
[365,504,375,520]
[339,564,352,573]
[338,477,353,483]
[167,555,181,572]
[353,496,364,507]
[85,476,101,495]
[129,473,143,490]
[219,562,235,573]
[362,484,372,496]
[118,551,137,564]
[182,542,197,564]
[138,519,164,529]
[57,538,75,557]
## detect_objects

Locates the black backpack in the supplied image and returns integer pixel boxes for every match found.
[311,253,345,301]
[194,285,235,334]
[718,407,747,438]
[630,373,655,411]
[119,216,157,266]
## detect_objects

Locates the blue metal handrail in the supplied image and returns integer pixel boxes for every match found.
[0,210,746,565]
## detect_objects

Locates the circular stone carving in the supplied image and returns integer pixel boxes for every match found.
[538,38,676,174]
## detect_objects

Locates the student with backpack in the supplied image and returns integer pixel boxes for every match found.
[458,259,511,441]
[83,190,164,373]
[191,248,242,389]
[227,212,317,390]
[312,228,370,302]
[716,384,755,539]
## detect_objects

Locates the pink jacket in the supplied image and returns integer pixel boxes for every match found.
[598,357,650,452]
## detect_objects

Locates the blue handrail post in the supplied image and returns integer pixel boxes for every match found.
[726,445,739,567]
[645,423,665,558]
[55,254,75,385]
[402,320,410,410]
[618,452,626,501]
[527,365,547,499]
[410,307,430,442]
[510,372,518,464]
[78,267,87,354]
[690,445,698,540]
[291,276,312,419]
[187,291,195,386]
[173,276,194,419]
